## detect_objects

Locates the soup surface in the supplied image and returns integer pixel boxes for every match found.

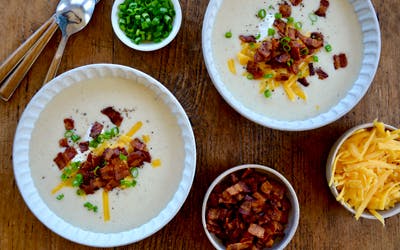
[29,77,185,233]
[211,0,363,120]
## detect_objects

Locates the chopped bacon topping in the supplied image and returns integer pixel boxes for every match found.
[239,35,257,43]
[297,77,310,87]
[289,0,302,6]
[279,3,292,18]
[53,146,77,169]
[205,168,291,249]
[90,121,103,138]
[246,61,264,79]
[63,118,74,130]
[78,141,89,153]
[59,138,69,148]
[316,68,329,79]
[333,53,348,70]
[273,19,287,37]
[308,63,315,76]
[101,106,123,127]
[315,0,330,17]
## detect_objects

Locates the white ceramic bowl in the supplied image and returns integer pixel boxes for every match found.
[326,122,400,220]
[111,0,182,51]
[202,164,300,250]
[202,0,381,131]
[13,64,196,247]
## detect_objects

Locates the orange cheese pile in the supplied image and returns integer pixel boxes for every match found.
[330,121,400,225]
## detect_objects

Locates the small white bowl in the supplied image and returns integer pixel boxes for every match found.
[326,122,400,220]
[111,0,182,51]
[202,164,299,250]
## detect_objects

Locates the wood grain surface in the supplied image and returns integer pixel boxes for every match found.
[1,0,399,249]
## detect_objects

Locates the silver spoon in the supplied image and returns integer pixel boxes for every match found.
[43,0,96,83]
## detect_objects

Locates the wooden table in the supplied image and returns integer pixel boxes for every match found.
[1,0,399,249]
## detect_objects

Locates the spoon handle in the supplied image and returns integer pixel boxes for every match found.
[0,16,55,84]
[43,35,68,84]
[0,20,59,102]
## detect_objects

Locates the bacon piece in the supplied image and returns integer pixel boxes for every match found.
[290,0,302,6]
[248,224,265,238]
[225,181,250,196]
[239,35,256,43]
[53,146,77,169]
[297,77,310,87]
[273,19,287,37]
[78,141,89,153]
[63,118,74,130]
[279,3,292,18]
[246,61,263,79]
[308,63,315,76]
[315,0,330,17]
[101,106,123,127]
[275,73,290,81]
[226,242,251,250]
[110,158,130,181]
[333,53,348,69]
[90,121,103,138]
[316,68,329,79]
[131,138,147,151]
[254,41,273,62]
[59,138,69,147]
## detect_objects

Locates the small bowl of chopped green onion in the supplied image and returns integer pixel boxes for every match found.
[111,0,182,51]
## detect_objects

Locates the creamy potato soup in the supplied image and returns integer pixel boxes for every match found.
[212,0,363,120]
[29,77,185,233]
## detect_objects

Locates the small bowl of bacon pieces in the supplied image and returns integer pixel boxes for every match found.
[327,121,400,225]
[202,164,299,249]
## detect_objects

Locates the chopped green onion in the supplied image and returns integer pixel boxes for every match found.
[286,17,294,24]
[131,167,139,178]
[283,44,291,52]
[264,73,274,79]
[76,189,85,196]
[70,161,81,170]
[72,173,83,187]
[225,31,232,38]
[264,89,272,98]
[268,28,275,36]
[325,44,332,52]
[118,0,176,44]
[312,55,319,62]
[308,13,318,24]
[56,194,64,200]
[120,179,137,188]
[294,21,302,30]
[119,153,128,161]
[274,13,282,19]
[258,9,266,19]
[268,5,274,10]
[84,202,98,212]
[287,58,294,67]
[93,166,100,176]
[70,134,81,143]
[255,33,261,40]
[280,36,291,45]
[64,130,74,138]
[110,127,119,137]
[300,47,309,56]
[247,74,254,80]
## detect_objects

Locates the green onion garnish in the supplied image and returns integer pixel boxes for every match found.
[258,9,266,19]
[64,130,74,138]
[119,153,128,161]
[255,33,261,40]
[247,74,254,80]
[118,0,176,44]
[283,44,291,52]
[294,21,302,30]
[280,36,291,45]
[76,189,85,196]
[225,31,232,38]
[312,55,319,62]
[308,13,318,24]
[131,167,139,178]
[268,28,275,36]
[84,202,98,212]
[325,44,332,52]
[264,73,274,79]
[72,173,83,187]
[274,13,282,19]
[70,134,81,143]
[287,58,294,67]
[264,89,272,98]
[286,17,294,24]
[56,194,64,200]
[300,47,309,56]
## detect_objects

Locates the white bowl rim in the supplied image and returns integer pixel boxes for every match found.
[202,0,381,131]
[13,63,196,247]
[202,164,300,250]
[111,0,182,51]
[326,122,400,220]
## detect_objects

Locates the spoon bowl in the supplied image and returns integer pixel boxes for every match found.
[43,0,96,83]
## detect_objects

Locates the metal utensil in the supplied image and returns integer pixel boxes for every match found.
[43,0,96,83]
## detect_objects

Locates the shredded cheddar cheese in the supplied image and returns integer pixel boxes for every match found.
[126,121,143,137]
[151,158,162,168]
[227,58,236,74]
[330,121,400,225]
[103,190,110,222]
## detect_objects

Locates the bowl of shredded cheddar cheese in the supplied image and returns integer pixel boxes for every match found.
[326,121,400,225]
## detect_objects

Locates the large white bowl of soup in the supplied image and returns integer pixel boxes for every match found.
[202,0,380,131]
[13,64,196,247]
